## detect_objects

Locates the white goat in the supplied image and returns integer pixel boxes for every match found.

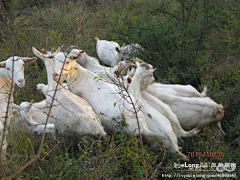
[95,37,121,67]
[150,83,207,97]
[31,47,107,137]
[12,102,55,134]
[126,58,207,97]
[0,56,36,159]
[152,92,224,130]
[51,49,161,147]
[127,63,201,139]
[124,61,225,135]
[18,99,56,124]
[120,43,143,60]
[67,47,132,83]
[125,58,207,97]
[147,85,181,97]
[140,72,225,131]
[127,62,189,161]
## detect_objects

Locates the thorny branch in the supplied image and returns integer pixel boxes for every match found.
[0,57,15,178]
[105,67,148,179]
[3,44,72,179]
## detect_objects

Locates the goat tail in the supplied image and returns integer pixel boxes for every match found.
[12,103,19,110]
[200,86,208,97]
[37,83,48,96]
[213,105,224,122]
[94,37,100,42]
[37,83,46,90]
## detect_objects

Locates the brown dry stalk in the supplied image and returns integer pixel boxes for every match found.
[106,69,148,179]
[5,154,40,180]
[0,56,16,177]
[4,44,67,179]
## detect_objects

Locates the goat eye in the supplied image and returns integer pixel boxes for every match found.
[66,61,69,64]
[7,68,10,70]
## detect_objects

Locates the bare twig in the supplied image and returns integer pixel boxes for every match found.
[37,44,67,155]
[41,139,62,161]
[150,149,167,179]
[6,154,40,179]
[105,68,148,179]
[4,40,68,179]
[0,40,16,179]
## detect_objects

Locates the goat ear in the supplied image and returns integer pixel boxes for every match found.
[32,47,44,59]
[117,61,124,69]
[115,47,120,53]
[135,61,140,67]
[56,46,62,53]
[51,48,55,54]
[0,61,6,68]
[127,77,132,84]
[129,67,136,77]
[80,50,85,53]
[145,68,156,76]
[23,57,37,64]
[72,53,82,60]
[151,68,156,73]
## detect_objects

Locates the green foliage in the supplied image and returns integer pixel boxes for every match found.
[3,133,160,179]
[93,76,103,82]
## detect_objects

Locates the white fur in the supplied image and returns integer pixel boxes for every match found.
[150,83,207,97]
[141,91,201,137]
[148,89,224,130]
[12,103,55,134]
[31,47,107,137]
[0,56,36,159]
[124,65,201,138]
[52,51,160,146]
[127,63,189,161]
[95,37,121,67]
[68,48,131,83]
[147,86,181,97]
[124,62,224,135]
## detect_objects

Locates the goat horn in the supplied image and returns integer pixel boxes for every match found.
[119,64,132,76]
[124,60,132,64]
[55,46,62,53]
[66,45,80,54]
[51,48,55,54]
[140,62,151,70]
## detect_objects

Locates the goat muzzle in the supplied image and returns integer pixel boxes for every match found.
[52,72,59,81]
[17,78,25,88]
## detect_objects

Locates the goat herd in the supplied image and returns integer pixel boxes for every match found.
[0,38,224,161]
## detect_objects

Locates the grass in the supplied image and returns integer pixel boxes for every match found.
[1,126,238,179]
